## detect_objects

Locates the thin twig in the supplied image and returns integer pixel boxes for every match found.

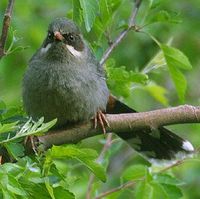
[95,180,139,199]
[86,175,95,199]
[100,0,142,66]
[97,134,113,162]
[0,0,15,59]
[86,134,113,199]
[158,159,184,173]
[128,0,142,26]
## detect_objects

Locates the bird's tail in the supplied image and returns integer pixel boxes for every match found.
[106,96,194,162]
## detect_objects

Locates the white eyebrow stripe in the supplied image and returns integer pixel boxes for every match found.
[66,44,82,57]
[41,43,52,53]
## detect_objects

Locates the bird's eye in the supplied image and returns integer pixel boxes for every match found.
[48,32,54,40]
[68,34,75,41]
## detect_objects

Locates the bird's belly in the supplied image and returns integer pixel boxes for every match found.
[24,74,109,127]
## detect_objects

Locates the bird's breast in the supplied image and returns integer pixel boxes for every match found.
[23,60,109,127]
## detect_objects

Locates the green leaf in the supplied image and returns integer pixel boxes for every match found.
[161,44,192,102]
[4,142,25,160]
[106,62,148,97]
[1,108,23,122]
[23,183,51,199]
[169,64,187,103]
[135,179,182,199]
[122,165,147,182]
[135,181,153,199]
[143,49,166,73]
[0,121,18,134]
[20,117,57,136]
[2,190,15,199]
[54,187,75,199]
[98,0,121,23]
[99,0,111,24]
[99,0,122,25]
[6,175,27,196]
[161,44,192,70]
[129,72,149,84]
[0,118,57,144]
[72,0,82,27]
[44,177,55,199]
[161,184,183,199]
[154,174,183,186]
[46,145,106,182]
[0,168,27,197]
[148,10,181,24]
[79,0,99,32]
[148,0,162,9]
[150,181,168,199]
[52,160,69,176]
[108,0,122,12]
[145,82,169,106]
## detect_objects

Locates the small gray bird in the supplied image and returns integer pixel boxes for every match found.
[23,18,194,162]
[23,18,109,129]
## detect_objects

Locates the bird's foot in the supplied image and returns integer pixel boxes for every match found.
[24,136,39,154]
[94,110,110,135]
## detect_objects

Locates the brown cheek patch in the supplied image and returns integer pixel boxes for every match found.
[73,36,84,51]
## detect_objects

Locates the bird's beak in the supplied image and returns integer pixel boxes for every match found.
[54,31,64,41]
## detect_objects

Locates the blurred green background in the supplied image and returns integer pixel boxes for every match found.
[1,0,200,198]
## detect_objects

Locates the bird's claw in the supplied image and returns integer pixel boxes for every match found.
[94,111,110,135]
[24,136,38,154]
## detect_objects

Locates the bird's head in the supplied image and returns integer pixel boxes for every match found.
[41,18,85,59]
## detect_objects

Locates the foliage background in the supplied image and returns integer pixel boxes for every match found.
[0,0,200,198]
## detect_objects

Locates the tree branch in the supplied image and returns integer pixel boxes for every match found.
[38,105,200,149]
[100,0,142,66]
[0,0,15,59]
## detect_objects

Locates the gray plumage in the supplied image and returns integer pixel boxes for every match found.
[23,18,109,127]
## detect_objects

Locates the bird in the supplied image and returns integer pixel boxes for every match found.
[22,17,194,163]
